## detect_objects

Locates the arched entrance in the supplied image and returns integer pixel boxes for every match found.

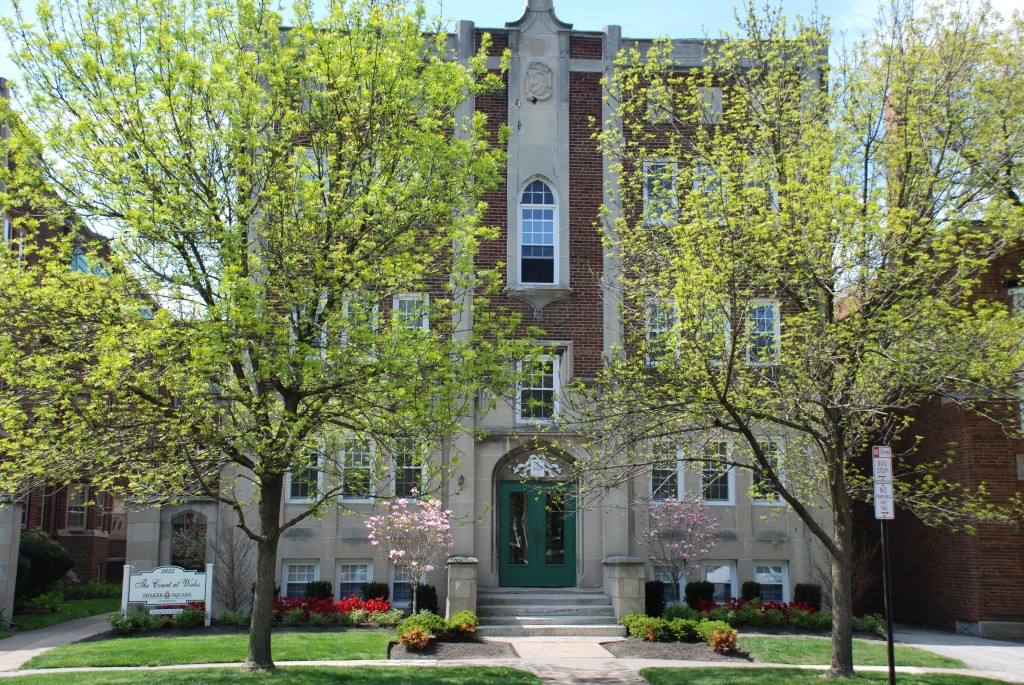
[496,449,576,587]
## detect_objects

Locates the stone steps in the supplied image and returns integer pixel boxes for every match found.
[475,587,626,638]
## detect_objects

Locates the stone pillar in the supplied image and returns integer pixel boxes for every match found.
[0,500,23,623]
[603,556,645,620]
[445,556,478,618]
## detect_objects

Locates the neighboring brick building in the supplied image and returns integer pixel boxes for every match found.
[858,247,1024,639]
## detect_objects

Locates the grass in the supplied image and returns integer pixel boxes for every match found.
[13,598,120,632]
[0,629,11,639]
[22,632,393,669]
[641,668,1000,685]
[0,666,543,685]
[738,636,966,669]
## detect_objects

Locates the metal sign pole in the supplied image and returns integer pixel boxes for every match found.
[873,445,896,685]
[880,519,896,685]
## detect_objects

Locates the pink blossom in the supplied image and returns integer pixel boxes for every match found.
[641,497,719,598]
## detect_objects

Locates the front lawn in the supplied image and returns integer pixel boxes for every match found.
[641,668,998,685]
[738,636,965,669]
[13,599,120,632]
[5,666,543,685]
[22,632,393,669]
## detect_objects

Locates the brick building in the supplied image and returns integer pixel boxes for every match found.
[124,0,827,632]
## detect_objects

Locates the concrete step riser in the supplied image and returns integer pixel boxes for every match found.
[478,606,614,618]
[476,625,627,638]
[481,616,618,626]
[477,597,612,607]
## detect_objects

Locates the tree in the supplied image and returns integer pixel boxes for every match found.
[211,523,256,613]
[575,0,1024,677]
[0,0,527,670]
[365,497,453,614]
[641,497,719,603]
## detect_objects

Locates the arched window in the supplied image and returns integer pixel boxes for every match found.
[171,511,207,571]
[519,179,557,284]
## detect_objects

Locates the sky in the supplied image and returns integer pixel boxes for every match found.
[2,0,1023,90]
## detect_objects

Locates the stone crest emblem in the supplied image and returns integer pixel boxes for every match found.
[512,453,563,479]
[525,62,554,102]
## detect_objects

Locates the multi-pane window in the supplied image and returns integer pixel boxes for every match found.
[66,485,87,529]
[290,294,328,358]
[646,302,675,365]
[392,566,414,606]
[754,563,787,602]
[652,565,681,603]
[650,442,682,501]
[517,354,559,423]
[697,86,723,124]
[643,161,677,223]
[520,180,556,284]
[342,293,379,346]
[752,439,783,502]
[2,214,11,243]
[287,452,321,503]
[693,163,724,222]
[337,561,370,599]
[1010,286,1023,429]
[392,439,423,498]
[747,300,780,365]
[701,441,732,503]
[70,247,89,273]
[704,562,735,603]
[341,439,373,499]
[394,294,429,332]
[284,560,318,599]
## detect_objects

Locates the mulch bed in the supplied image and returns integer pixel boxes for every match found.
[389,639,519,660]
[601,638,751,661]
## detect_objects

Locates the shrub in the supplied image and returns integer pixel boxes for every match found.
[764,607,786,627]
[444,610,478,638]
[397,610,447,648]
[216,609,250,626]
[362,581,390,602]
[173,604,206,629]
[684,581,714,608]
[864,613,886,637]
[740,581,761,601]
[793,583,823,612]
[668,617,699,641]
[63,580,122,600]
[645,580,666,618]
[736,598,765,626]
[16,531,74,599]
[109,606,147,635]
[621,614,670,641]
[663,603,700,621]
[415,585,439,615]
[814,611,833,629]
[370,609,404,627]
[304,580,333,601]
[348,609,369,625]
[704,604,736,624]
[695,619,737,652]
[309,611,333,627]
[788,607,817,628]
[400,627,431,650]
[24,589,65,613]
[282,607,304,627]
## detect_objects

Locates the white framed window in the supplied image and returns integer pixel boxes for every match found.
[651,565,681,604]
[336,560,371,599]
[341,292,379,346]
[394,293,429,332]
[703,561,736,603]
[66,485,88,530]
[392,439,424,498]
[702,304,728,365]
[290,293,329,359]
[519,179,557,284]
[283,559,319,599]
[754,562,788,603]
[643,160,678,224]
[647,86,673,124]
[747,299,780,365]
[646,301,676,365]
[752,439,784,503]
[2,214,11,243]
[286,452,323,503]
[340,438,374,500]
[701,440,733,504]
[516,353,559,423]
[650,442,683,501]
[693,163,724,222]
[697,86,723,125]
[391,565,414,607]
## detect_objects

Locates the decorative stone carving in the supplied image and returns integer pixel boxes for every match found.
[524,62,554,102]
[512,453,563,479]
[523,37,551,57]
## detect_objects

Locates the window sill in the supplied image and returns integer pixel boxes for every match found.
[505,284,573,314]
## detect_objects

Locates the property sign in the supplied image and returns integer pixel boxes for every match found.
[872,446,894,520]
[122,564,214,627]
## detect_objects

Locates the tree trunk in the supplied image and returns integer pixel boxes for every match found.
[827,486,856,678]
[411,581,418,614]
[243,473,284,672]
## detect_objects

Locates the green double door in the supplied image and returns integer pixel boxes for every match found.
[497,481,576,587]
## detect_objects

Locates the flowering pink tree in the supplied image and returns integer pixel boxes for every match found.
[366,497,453,614]
[641,498,719,604]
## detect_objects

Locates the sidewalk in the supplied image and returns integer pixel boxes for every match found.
[2,620,1024,684]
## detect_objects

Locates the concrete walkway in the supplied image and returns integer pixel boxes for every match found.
[1,618,1024,684]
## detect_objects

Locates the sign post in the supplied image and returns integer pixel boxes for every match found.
[873,445,896,685]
